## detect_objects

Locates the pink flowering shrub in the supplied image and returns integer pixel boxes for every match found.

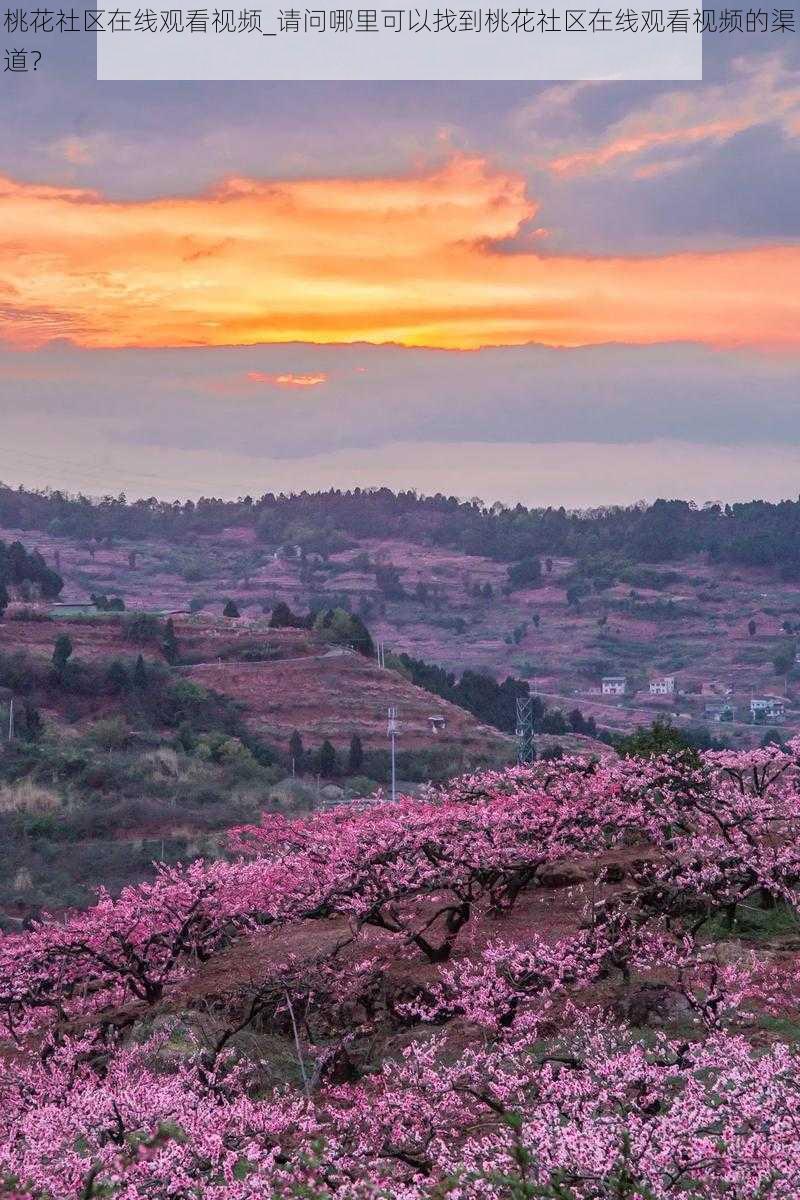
[3,741,800,1196]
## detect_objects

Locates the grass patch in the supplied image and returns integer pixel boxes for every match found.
[757,1016,800,1044]
[703,900,800,942]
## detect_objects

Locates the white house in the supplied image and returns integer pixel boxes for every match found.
[602,675,627,697]
[750,696,786,723]
[649,676,675,695]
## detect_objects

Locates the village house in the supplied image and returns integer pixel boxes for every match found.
[427,714,447,734]
[750,696,786,723]
[273,544,303,561]
[649,676,675,695]
[705,700,735,723]
[601,675,627,697]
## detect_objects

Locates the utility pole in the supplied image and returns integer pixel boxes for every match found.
[387,706,398,802]
[516,696,535,766]
[7,697,14,742]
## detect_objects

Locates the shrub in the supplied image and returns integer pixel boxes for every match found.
[0,780,62,815]
[506,556,543,590]
[84,717,132,752]
[123,613,164,644]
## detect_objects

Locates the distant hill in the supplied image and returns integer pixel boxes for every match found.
[2,497,800,749]
[4,483,800,575]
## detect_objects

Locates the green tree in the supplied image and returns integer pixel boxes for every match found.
[289,729,305,773]
[91,593,125,612]
[123,612,162,644]
[748,619,757,637]
[313,607,374,657]
[105,659,130,694]
[349,614,374,657]
[18,700,42,741]
[348,733,364,775]
[773,648,794,676]
[270,601,305,629]
[0,582,8,618]
[374,564,405,599]
[319,739,337,778]
[162,618,179,665]
[615,718,700,761]
[52,633,73,673]
[223,599,240,618]
[506,557,542,591]
[133,653,148,688]
[566,585,582,610]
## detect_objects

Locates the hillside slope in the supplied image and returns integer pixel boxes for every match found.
[3,517,800,745]
[186,648,507,755]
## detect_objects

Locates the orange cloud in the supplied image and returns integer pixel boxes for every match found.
[246,371,328,388]
[549,120,744,175]
[0,156,798,352]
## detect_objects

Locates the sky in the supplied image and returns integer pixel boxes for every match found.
[2,28,799,507]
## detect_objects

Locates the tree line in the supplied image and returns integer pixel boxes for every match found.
[6,484,800,573]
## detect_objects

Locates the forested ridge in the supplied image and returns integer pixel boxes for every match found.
[3,484,800,573]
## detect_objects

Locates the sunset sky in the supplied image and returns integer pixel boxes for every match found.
[3,28,800,506]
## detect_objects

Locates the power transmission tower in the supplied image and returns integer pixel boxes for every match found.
[387,706,399,802]
[516,696,535,766]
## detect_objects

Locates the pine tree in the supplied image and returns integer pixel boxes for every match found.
[319,739,337,778]
[347,733,364,775]
[289,729,305,774]
[133,653,148,688]
[349,615,374,658]
[106,660,130,694]
[162,618,179,665]
[223,599,240,618]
